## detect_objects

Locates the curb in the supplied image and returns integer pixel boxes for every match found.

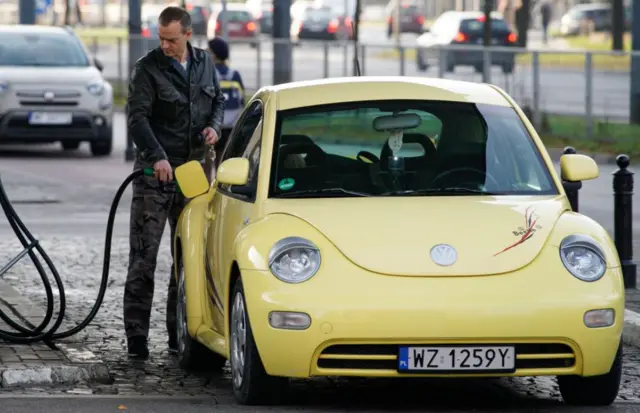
[624,308,640,348]
[0,363,112,388]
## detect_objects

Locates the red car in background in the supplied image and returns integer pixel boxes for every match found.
[387,2,425,37]
[207,3,258,43]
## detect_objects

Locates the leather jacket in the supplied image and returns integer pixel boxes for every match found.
[127,43,226,167]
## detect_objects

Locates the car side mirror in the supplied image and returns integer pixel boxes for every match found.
[94,57,104,72]
[175,160,210,198]
[217,157,250,186]
[560,154,599,182]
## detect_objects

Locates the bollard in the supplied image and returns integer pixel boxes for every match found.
[562,146,581,212]
[613,154,637,289]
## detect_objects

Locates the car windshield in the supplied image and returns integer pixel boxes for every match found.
[269,101,558,198]
[219,10,252,21]
[460,18,510,33]
[304,6,333,19]
[0,32,90,67]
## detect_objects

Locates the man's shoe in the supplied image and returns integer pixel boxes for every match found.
[127,336,149,359]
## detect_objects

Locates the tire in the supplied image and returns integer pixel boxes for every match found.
[557,340,622,406]
[175,264,227,371]
[230,278,289,405]
[502,61,515,74]
[62,141,80,151]
[416,50,428,72]
[90,127,113,157]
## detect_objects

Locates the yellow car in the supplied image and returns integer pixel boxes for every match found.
[172,76,624,406]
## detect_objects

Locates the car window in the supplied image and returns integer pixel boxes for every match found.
[220,101,263,191]
[268,101,557,197]
[303,6,333,19]
[0,32,90,67]
[460,17,510,33]
[240,124,262,185]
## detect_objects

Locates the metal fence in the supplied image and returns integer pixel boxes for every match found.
[87,34,636,137]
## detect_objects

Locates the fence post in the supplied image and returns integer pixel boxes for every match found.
[613,154,637,289]
[562,146,581,212]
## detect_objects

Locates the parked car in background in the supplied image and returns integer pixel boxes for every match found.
[291,5,352,42]
[0,25,113,156]
[415,11,518,74]
[186,4,210,35]
[258,1,273,34]
[559,3,612,36]
[207,3,258,43]
[386,2,425,37]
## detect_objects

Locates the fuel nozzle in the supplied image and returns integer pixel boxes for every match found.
[142,168,182,193]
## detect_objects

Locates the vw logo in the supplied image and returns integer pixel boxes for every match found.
[44,91,55,101]
[430,244,457,266]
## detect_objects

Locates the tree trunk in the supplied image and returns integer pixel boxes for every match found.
[352,0,361,75]
[515,0,530,48]
[612,0,624,51]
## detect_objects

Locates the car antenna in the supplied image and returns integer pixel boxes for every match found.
[351,0,361,76]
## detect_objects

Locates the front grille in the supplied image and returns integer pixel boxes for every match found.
[317,343,576,372]
[7,117,92,128]
[19,101,79,107]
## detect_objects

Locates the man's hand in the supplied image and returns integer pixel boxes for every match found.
[153,159,173,182]
[202,127,219,145]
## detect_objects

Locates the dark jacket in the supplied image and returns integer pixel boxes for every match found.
[127,42,226,167]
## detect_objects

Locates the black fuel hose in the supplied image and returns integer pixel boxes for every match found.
[0,167,158,343]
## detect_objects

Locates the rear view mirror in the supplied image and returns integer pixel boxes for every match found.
[93,57,104,72]
[560,154,599,182]
[175,160,210,198]
[373,113,421,132]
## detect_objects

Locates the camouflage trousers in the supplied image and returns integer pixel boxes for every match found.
[123,160,192,340]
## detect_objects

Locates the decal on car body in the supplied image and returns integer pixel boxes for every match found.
[493,207,542,256]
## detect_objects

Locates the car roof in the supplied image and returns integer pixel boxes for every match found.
[571,3,610,12]
[439,11,505,21]
[260,76,512,111]
[0,24,74,35]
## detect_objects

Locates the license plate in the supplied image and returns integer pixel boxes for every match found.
[398,346,515,372]
[228,23,242,31]
[28,112,72,125]
[308,24,324,31]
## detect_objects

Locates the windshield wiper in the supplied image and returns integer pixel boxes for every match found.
[382,187,503,196]
[275,188,370,198]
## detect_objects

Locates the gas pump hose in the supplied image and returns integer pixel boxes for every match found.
[0,167,161,344]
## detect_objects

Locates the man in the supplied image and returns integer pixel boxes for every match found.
[124,5,225,359]
[540,1,552,44]
[208,37,245,168]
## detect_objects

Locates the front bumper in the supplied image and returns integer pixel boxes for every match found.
[241,246,623,380]
[0,109,112,144]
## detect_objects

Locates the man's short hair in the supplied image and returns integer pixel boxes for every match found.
[158,6,192,33]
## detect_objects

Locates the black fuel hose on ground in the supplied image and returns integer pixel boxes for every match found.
[0,168,154,344]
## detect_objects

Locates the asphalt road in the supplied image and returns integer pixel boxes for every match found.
[92,28,629,119]
[1,395,640,413]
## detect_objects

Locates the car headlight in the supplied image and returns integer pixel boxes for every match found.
[559,234,607,282]
[268,236,321,283]
[87,82,105,96]
[0,81,9,95]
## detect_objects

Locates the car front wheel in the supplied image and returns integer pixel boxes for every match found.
[175,264,226,371]
[230,278,289,405]
[557,341,622,406]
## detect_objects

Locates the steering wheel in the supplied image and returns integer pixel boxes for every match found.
[357,151,379,164]
[278,143,328,170]
[431,167,499,189]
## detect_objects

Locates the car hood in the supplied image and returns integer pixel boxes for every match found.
[262,195,568,276]
[0,67,103,86]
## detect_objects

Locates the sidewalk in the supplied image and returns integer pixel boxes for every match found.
[0,278,112,389]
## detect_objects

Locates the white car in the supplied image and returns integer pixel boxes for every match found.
[0,25,113,156]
